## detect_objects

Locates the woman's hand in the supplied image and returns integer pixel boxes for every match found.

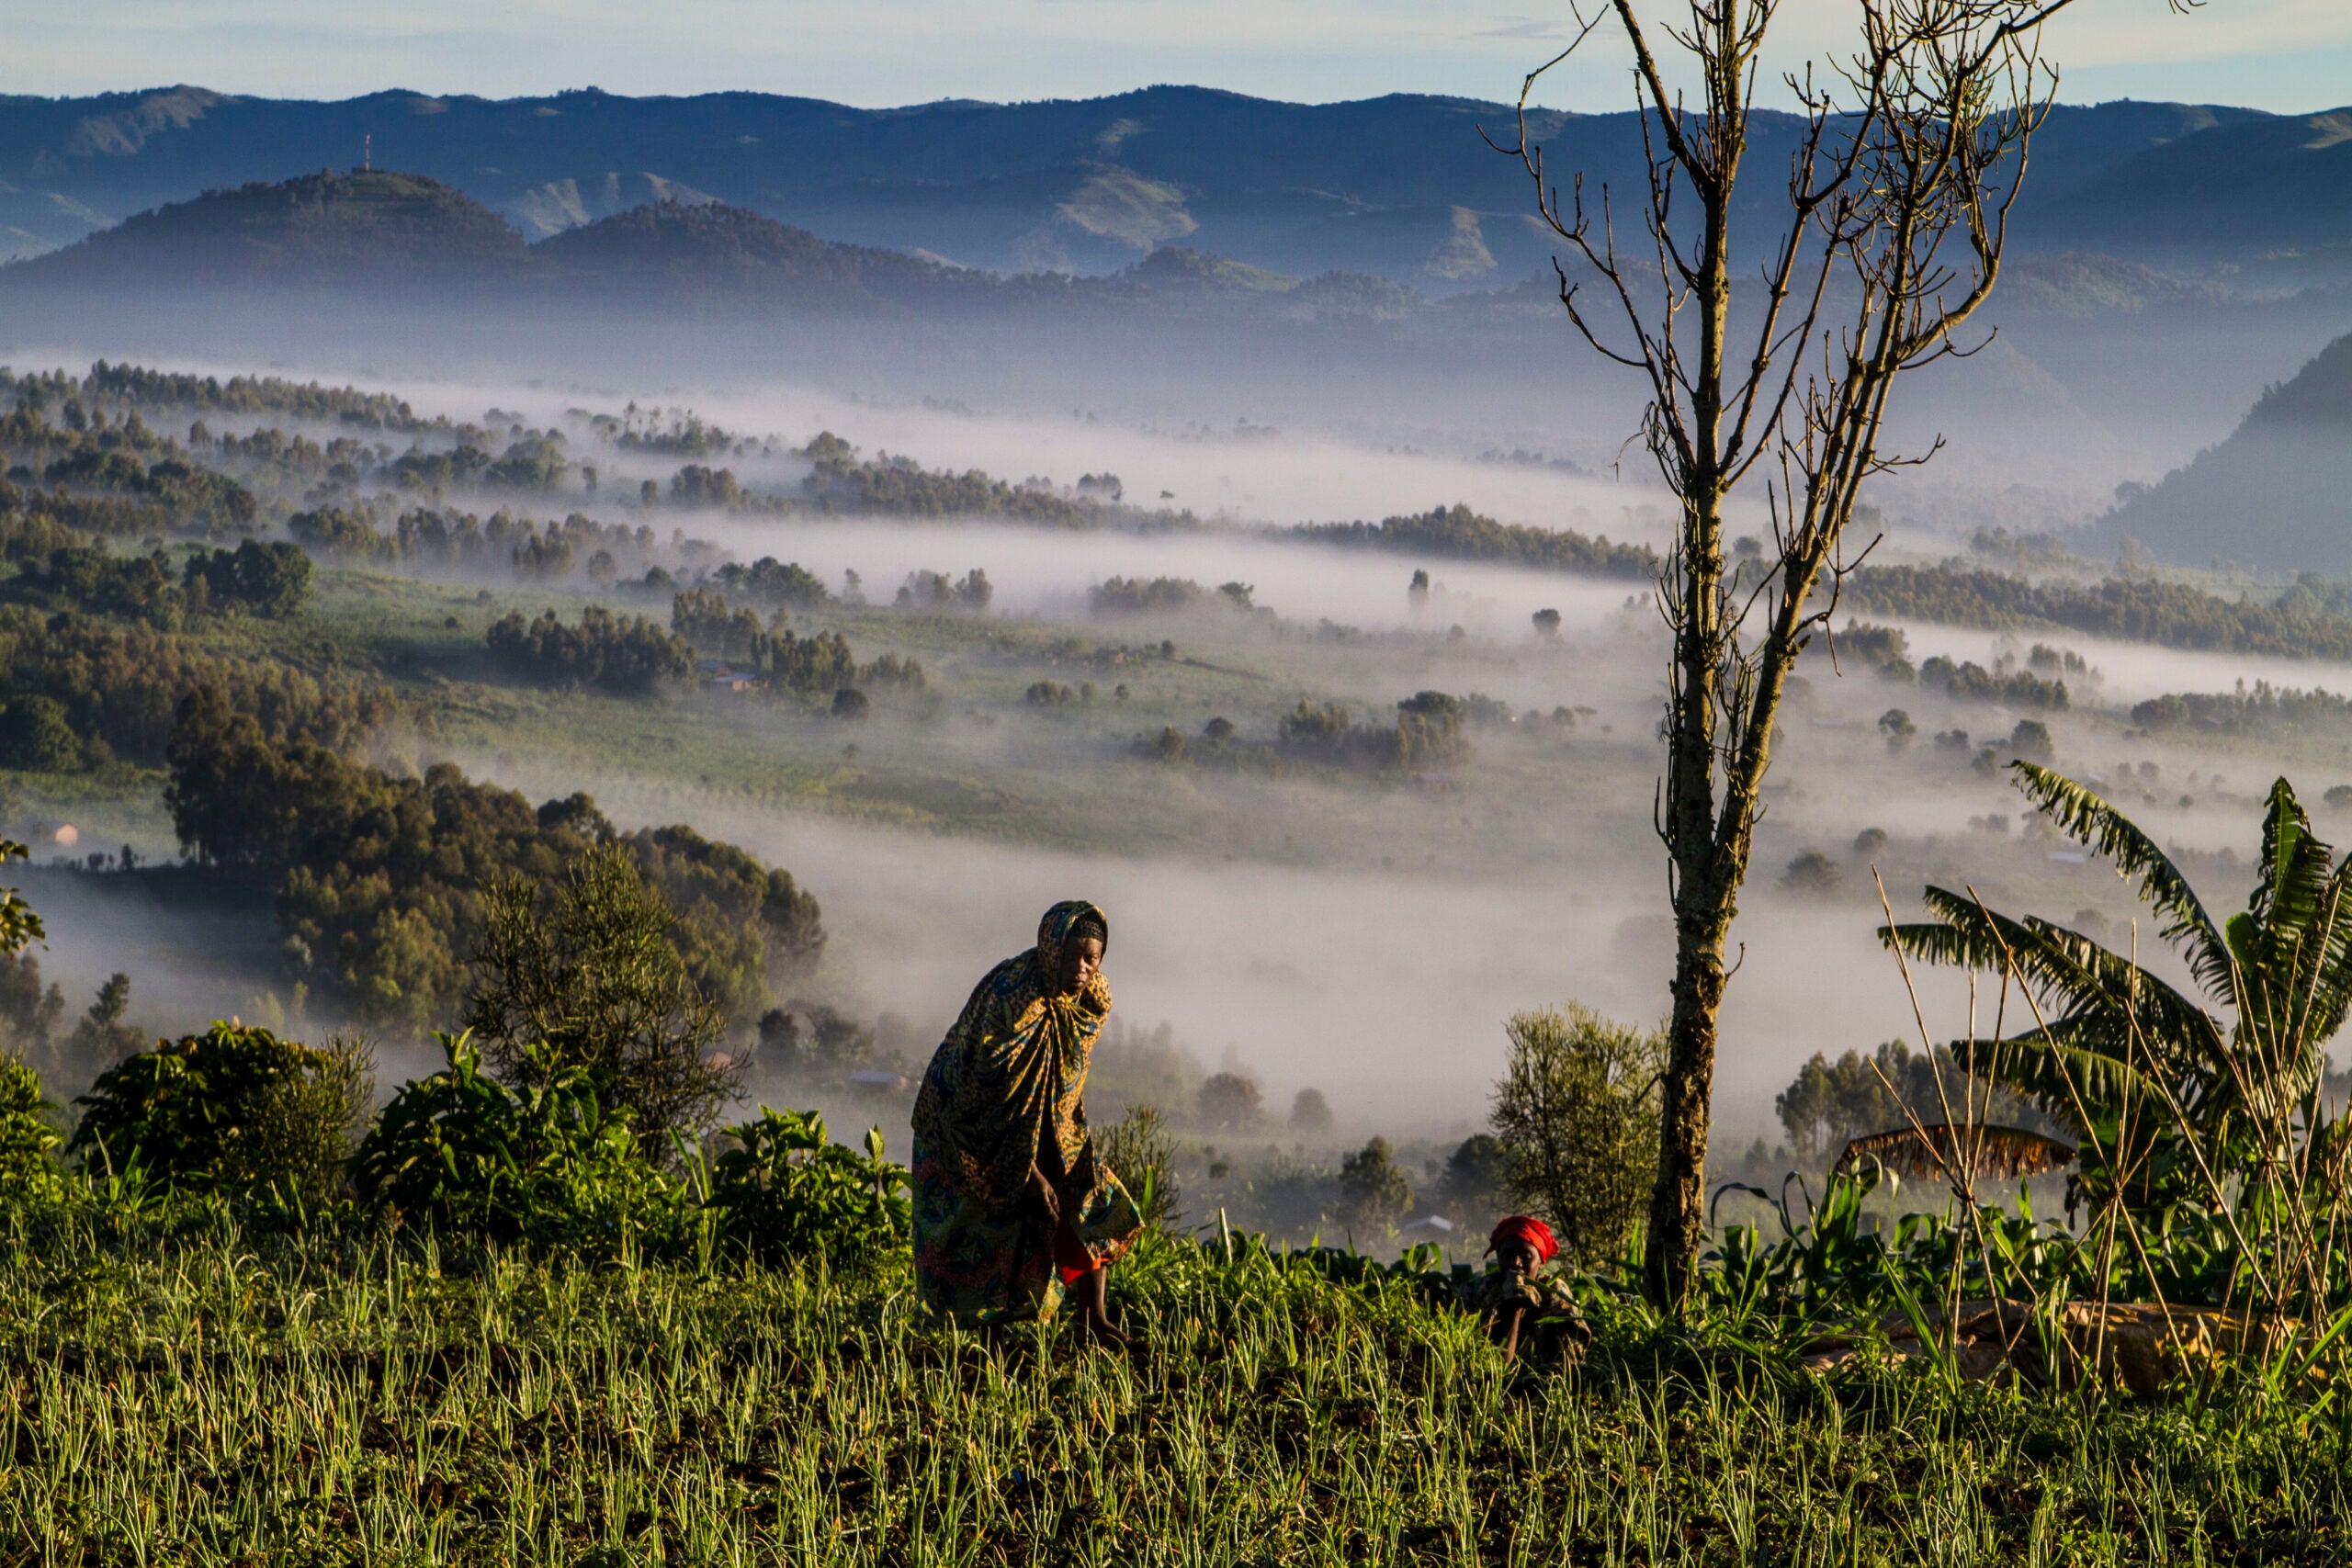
[1026,1161,1060,1223]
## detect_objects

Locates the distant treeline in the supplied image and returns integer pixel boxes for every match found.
[2132,682,2352,735]
[0,606,390,771]
[485,592,925,703]
[166,688,824,1029]
[1290,504,1657,581]
[1140,689,1553,776]
[1844,567,2352,661]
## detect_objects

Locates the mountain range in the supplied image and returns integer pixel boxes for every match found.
[2,85,2348,292]
[2103,328,2352,573]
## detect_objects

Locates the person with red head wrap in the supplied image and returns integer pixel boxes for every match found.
[1488,1215,1559,1269]
[1461,1213,1588,1362]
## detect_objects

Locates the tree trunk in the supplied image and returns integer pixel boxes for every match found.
[1647,889,1730,1305]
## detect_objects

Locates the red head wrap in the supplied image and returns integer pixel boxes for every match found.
[1487,1215,1559,1264]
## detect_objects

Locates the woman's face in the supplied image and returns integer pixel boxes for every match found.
[1498,1239,1543,1277]
[1054,934,1104,997]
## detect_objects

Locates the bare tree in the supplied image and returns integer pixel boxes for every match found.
[1494,0,2115,1305]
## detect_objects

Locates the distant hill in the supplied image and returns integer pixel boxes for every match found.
[3,168,525,288]
[0,85,2344,290]
[0,175,1443,327]
[531,198,965,307]
[2103,332,2352,571]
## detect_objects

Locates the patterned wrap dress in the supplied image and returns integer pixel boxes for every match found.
[910,900,1141,1323]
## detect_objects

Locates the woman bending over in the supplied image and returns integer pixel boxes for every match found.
[910,899,1139,1346]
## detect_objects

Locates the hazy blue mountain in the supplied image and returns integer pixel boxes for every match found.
[2103,331,2352,572]
[1,168,526,288]
[0,85,2340,290]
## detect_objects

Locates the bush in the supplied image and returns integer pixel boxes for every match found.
[706,1107,907,1271]
[1337,1136,1412,1235]
[0,1053,63,1205]
[353,1032,678,1251]
[0,696,82,772]
[1198,1071,1264,1130]
[1098,1102,1182,1229]
[464,842,734,1147]
[1436,1133,1509,1227]
[68,1022,372,1207]
[1489,1004,1664,1269]
[1289,1087,1334,1134]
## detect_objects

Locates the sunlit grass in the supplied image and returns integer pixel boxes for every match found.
[0,1214,2340,1564]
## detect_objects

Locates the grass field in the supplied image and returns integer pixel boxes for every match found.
[0,1213,2344,1565]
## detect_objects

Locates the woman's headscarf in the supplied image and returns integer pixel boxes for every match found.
[1487,1215,1559,1265]
[913,899,1114,1204]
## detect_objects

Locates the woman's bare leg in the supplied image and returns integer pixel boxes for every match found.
[1071,1266,1130,1350]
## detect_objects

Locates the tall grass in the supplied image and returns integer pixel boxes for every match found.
[0,1211,2342,1564]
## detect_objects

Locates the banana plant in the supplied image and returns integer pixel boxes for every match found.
[1881,762,2349,1223]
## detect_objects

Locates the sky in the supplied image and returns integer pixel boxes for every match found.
[3,0,2348,115]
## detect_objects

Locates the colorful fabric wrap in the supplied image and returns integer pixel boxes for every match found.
[910,900,1141,1323]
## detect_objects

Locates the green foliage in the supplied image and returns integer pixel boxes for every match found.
[0,1218,2346,1561]
[2133,680,2352,736]
[181,539,312,617]
[1850,560,2352,661]
[1918,655,2068,709]
[1091,575,1204,615]
[463,842,735,1146]
[0,1053,63,1204]
[1098,1102,1182,1229]
[165,711,820,1030]
[67,1021,371,1207]
[65,973,143,1066]
[1436,1132,1509,1224]
[803,435,1112,525]
[706,1107,907,1272]
[1336,1135,1412,1235]
[1275,693,1467,772]
[1489,1003,1663,1269]
[351,1032,675,1252]
[0,840,46,961]
[0,696,83,772]
[485,604,694,695]
[1293,502,1657,579]
[1197,1070,1263,1130]
[9,542,185,626]
[667,588,922,699]
[1884,765,2352,1225]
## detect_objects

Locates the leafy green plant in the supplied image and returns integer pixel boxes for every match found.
[67,1021,370,1207]
[1887,766,2345,1198]
[705,1106,907,1273]
[0,1053,62,1205]
[0,839,41,959]
[1099,1102,1182,1229]
[351,1030,682,1253]
[1490,1003,1663,1268]
[463,843,735,1148]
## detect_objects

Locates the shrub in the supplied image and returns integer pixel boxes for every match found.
[464,843,734,1147]
[706,1107,908,1271]
[353,1032,678,1251]
[1098,1103,1182,1228]
[1198,1071,1264,1130]
[1436,1133,1510,1226]
[68,1022,372,1207]
[0,696,82,772]
[1782,850,1842,895]
[0,1053,63,1205]
[1337,1136,1412,1235]
[1289,1087,1334,1134]
[1489,1004,1664,1269]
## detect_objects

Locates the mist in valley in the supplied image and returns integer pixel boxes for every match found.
[6,236,2352,1196]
